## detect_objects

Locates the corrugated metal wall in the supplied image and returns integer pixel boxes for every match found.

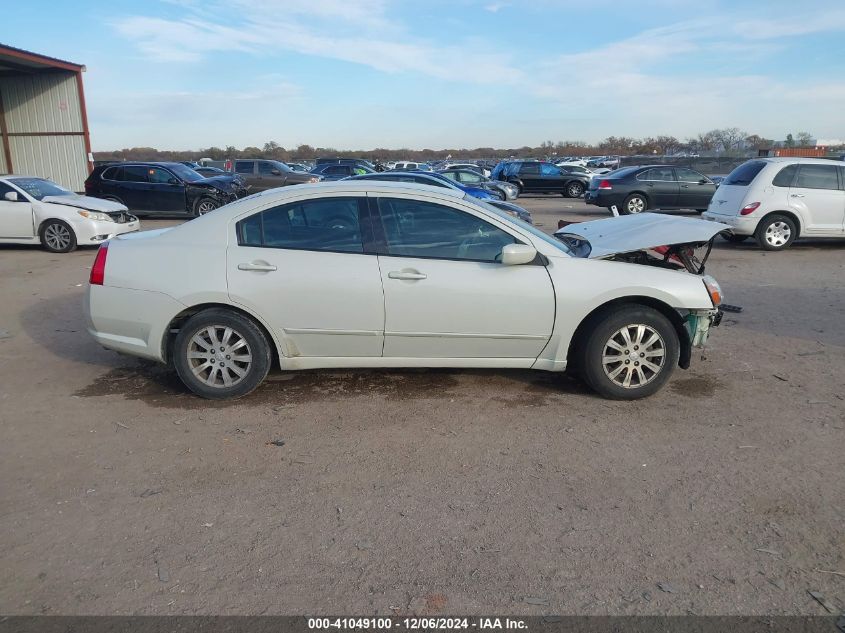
[0,72,89,191]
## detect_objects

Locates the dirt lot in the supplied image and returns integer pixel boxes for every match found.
[1,196,843,616]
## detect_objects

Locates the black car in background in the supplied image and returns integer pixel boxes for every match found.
[496,161,590,197]
[585,165,717,215]
[85,162,248,216]
[309,163,375,180]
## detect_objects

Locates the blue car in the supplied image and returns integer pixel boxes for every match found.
[344,170,502,201]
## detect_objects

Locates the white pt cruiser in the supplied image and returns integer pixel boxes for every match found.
[85,182,726,400]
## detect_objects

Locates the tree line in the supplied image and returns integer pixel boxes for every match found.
[94,128,835,163]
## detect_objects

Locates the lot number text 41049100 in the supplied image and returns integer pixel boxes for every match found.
[307,618,528,630]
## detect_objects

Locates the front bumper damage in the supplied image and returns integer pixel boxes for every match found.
[686,308,721,347]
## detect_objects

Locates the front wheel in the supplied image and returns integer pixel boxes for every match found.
[564,181,585,198]
[40,220,77,253]
[173,309,272,399]
[578,306,680,399]
[193,196,219,217]
[755,214,796,251]
[621,194,648,215]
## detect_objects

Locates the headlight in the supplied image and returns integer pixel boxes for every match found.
[702,275,722,306]
[77,210,112,222]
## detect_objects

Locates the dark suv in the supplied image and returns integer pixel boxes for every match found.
[233,159,319,192]
[84,162,248,216]
[499,161,590,197]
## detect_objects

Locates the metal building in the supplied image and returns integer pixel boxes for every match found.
[0,44,92,191]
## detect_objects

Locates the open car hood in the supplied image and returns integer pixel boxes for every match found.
[42,195,128,213]
[554,213,730,259]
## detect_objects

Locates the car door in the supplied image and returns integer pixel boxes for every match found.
[372,195,555,360]
[116,165,154,212]
[517,163,542,191]
[0,181,35,238]
[146,167,187,213]
[788,163,845,234]
[234,160,258,189]
[636,167,679,208]
[675,167,716,209]
[539,163,565,192]
[226,195,385,357]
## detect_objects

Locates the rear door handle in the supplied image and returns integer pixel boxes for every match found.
[388,270,427,280]
[238,261,277,272]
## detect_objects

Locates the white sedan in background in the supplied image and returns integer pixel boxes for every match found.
[0,175,139,252]
[85,182,725,400]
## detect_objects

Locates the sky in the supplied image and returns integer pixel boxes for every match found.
[4,0,845,151]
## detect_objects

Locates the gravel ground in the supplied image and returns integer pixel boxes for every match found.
[0,196,843,616]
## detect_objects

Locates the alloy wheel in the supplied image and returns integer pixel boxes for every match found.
[187,325,253,388]
[627,197,645,213]
[197,200,217,215]
[44,223,72,251]
[601,324,666,389]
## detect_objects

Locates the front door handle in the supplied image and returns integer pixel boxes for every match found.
[238,261,277,272]
[388,270,427,280]
[790,193,805,198]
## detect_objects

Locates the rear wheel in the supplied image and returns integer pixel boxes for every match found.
[564,181,585,198]
[621,194,648,215]
[39,220,77,253]
[755,214,796,251]
[173,309,272,399]
[578,306,679,399]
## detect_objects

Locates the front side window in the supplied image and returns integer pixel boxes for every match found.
[0,181,21,200]
[235,161,254,175]
[148,168,177,184]
[236,197,364,253]
[377,197,516,262]
[772,164,798,187]
[794,164,840,190]
[675,168,707,183]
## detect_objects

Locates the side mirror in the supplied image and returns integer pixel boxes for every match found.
[501,243,537,266]
[4,191,19,202]
[699,178,710,185]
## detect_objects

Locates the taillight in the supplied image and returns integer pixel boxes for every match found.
[739,202,760,215]
[90,243,108,285]
[598,179,612,190]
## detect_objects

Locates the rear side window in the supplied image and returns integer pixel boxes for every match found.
[520,163,540,175]
[236,197,364,253]
[638,167,675,181]
[101,167,121,180]
[540,164,560,176]
[723,161,766,186]
[121,166,149,183]
[235,161,254,175]
[377,197,516,262]
[772,164,798,187]
[794,164,840,190]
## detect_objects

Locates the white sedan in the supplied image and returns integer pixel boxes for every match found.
[85,182,725,400]
[0,175,139,252]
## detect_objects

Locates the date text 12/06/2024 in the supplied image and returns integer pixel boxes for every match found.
[308,618,528,630]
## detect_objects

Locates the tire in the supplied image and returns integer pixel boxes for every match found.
[720,232,750,243]
[755,214,797,251]
[564,181,585,198]
[695,209,707,214]
[621,194,648,215]
[39,220,77,253]
[193,196,219,217]
[173,308,272,400]
[577,306,680,400]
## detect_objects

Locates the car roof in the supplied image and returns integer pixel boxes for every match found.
[0,174,42,179]
[757,157,845,164]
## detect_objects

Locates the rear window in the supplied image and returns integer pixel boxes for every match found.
[605,167,639,179]
[723,161,766,186]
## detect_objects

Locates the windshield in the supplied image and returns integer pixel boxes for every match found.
[9,178,73,200]
[468,196,573,256]
[167,163,205,183]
